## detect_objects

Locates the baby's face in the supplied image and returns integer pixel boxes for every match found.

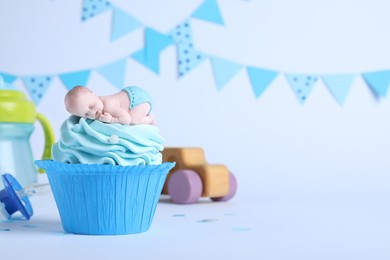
[83,93,104,119]
[66,91,103,119]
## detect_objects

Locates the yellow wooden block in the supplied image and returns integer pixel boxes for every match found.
[162,147,206,170]
[162,147,206,194]
[192,164,229,197]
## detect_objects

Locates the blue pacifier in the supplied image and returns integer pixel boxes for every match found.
[0,174,34,220]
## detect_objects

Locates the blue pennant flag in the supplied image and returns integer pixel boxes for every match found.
[211,57,242,90]
[96,58,127,88]
[59,70,91,90]
[246,67,278,98]
[111,7,142,41]
[192,0,224,25]
[322,74,355,105]
[170,21,207,78]
[131,28,173,74]
[362,70,390,97]
[0,75,16,90]
[144,28,173,58]
[131,49,159,74]
[286,74,318,104]
[22,76,53,105]
[0,72,17,84]
[81,0,112,22]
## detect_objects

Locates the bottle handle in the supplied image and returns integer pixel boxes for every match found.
[36,113,55,173]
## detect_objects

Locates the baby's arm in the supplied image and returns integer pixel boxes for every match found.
[99,109,132,124]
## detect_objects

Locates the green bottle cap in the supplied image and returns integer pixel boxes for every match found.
[0,90,37,123]
[0,90,55,165]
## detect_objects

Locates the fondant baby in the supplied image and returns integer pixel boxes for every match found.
[64,86,155,125]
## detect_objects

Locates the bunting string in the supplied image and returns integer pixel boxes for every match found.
[1,0,389,106]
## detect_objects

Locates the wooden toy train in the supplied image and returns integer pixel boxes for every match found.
[162,147,237,204]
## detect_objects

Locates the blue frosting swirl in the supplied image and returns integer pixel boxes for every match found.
[52,116,164,166]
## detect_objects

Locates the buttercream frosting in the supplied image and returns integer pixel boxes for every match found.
[52,116,163,165]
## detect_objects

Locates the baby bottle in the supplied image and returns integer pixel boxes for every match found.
[0,89,54,189]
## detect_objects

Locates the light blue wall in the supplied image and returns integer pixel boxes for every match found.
[1,0,389,202]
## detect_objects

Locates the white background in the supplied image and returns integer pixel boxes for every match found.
[0,0,389,259]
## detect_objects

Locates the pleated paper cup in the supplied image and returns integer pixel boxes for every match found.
[35,160,175,235]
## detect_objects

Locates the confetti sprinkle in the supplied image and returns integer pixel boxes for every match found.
[197,219,218,223]
[172,214,186,217]
[22,224,39,228]
[0,228,10,232]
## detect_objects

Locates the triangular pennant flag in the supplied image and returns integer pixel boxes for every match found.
[144,27,173,58]
[285,74,318,104]
[170,21,207,77]
[0,72,17,84]
[0,76,16,90]
[111,7,142,41]
[131,49,160,74]
[22,76,53,104]
[81,0,112,22]
[59,70,91,90]
[170,20,193,44]
[322,74,355,105]
[192,0,224,25]
[130,28,173,74]
[177,46,206,78]
[246,67,278,98]
[362,70,390,97]
[96,58,127,88]
[211,57,242,90]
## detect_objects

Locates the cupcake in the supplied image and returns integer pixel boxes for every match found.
[36,86,175,235]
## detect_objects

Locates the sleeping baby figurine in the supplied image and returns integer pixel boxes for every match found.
[65,86,155,125]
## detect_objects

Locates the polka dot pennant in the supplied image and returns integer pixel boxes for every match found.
[170,20,206,78]
[81,0,112,22]
[285,74,318,104]
[22,76,53,105]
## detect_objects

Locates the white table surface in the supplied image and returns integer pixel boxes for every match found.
[0,174,389,260]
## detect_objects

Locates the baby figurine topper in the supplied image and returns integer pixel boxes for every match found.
[64,86,155,125]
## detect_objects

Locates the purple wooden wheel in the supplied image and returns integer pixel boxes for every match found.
[168,169,202,204]
[211,172,237,202]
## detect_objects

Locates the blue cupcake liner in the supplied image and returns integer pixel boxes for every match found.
[35,160,175,235]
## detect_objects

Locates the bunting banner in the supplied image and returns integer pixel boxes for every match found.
[0,72,17,84]
[96,58,127,88]
[81,0,111,21]
[322,74,355,105]
[210,57,242,90]
[170,20,207,78]
[131,28,173,74]
[59,70,91,90]
[191,0,224,25]
[22,76,53,105]
[0,75,16,90]
[247,67,278,98]
[1,0,390,105]
[285,74,318,104]
[111,7,142,41]
[362,70,390,97]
